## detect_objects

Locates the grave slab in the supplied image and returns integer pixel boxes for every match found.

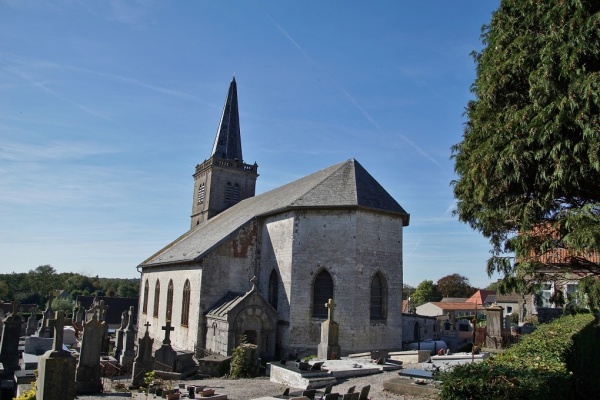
[269,361,336,390]
[383,377,440,397]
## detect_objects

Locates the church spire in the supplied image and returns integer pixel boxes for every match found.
[211,77,243,161]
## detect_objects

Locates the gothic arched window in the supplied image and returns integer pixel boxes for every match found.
[181,279,191,326]
[370,272,387,320]
[142,279,149,314]
[166,280,174,322]
[312,270,333,318]
[268,270,279,310]
[153,280,160,318]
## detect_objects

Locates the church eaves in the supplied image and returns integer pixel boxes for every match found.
[140,159,409,267]
[210,77,243,161]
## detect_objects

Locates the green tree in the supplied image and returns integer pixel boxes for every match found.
[452,1,600,295]
[410,280,442,307]
[26,265,60,303]
[436,274,477,298]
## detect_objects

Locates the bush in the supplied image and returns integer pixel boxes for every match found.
[438,314,600,400]
[229,342,258,379]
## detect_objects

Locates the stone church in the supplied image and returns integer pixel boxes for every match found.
[137,78,410,360]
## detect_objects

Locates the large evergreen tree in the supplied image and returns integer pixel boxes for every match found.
[452,1,600,294]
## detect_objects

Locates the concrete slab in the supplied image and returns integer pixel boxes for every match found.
[388,350,431,363]
[383,377,440,397]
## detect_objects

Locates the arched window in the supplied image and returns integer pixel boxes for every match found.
[370,272,387,320]
[181,279,191,326]
[224,182,233,204]
[268,270,279,310]
[198,183,205,204]
[166,280,174,322]
[153,280,160,318]
[142,279,149,314]
[312,270,333,318]
[233,184,241,203]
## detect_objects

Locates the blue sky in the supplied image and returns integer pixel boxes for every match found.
[0,0,501,288]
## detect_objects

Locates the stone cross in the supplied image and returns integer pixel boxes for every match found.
[162,320,174,345]
[126,306,135,329]
[48,311,65,352]
[144,321,151,333]
[325,298,336,322]
[97,301,108,321]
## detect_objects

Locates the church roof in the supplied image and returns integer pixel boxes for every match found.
[210,77,243,161]
[140,159,409,267]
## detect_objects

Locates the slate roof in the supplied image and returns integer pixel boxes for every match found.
[211,77,243,161]
[205,291,246,318]
[140,159,409,267]
[76,296,138,326]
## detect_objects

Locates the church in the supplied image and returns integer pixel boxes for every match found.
[137,78,410,360]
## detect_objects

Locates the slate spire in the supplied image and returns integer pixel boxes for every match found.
[211,77,243,161]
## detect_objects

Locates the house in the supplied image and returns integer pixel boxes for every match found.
[415,302,480,318]
[137,79,410,360]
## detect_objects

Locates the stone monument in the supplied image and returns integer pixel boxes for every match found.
[0,301,23,378]
[131,322,155,388]
[485,305,505,349]
[96,301,110,355]
[38,292,55,338]
[75,313,104,394]
[154,320,177,372]
[26,306,39,336]
[114,310,128,360]
[317,298,341,360]
[119,306,137,366]
[73,301,85,325]
[37,310,76,400]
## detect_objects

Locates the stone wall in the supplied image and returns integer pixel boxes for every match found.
[401,314,439,343]
[260,208,404,357]
[138,263,203,352]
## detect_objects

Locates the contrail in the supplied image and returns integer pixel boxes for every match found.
[2,63,113,121]
[265,12,442,169]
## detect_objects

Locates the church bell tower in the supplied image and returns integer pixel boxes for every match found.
[190,78,258,228]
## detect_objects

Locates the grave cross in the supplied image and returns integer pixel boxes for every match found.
[48,310,65,352]
[162,320,175,345]
[144,321,151,334]
[325,298,336,322]
[97,300,108,321]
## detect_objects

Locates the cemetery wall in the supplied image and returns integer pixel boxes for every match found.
[402,314,439,343]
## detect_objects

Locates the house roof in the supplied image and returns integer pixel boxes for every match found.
[428,302,479,310]
[141,159,409,267]
[76,296,138,326]
[466,290,496,305]
[440,297,468,303]
[205,291,246,318]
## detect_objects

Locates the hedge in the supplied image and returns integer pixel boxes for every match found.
[438,313,600,400]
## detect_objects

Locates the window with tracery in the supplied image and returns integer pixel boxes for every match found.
[142,279,149,314]
[153,280,160,318]
[370,272,387,320]
[312,270,333,318]
[166,280,174,322]
[181,279,191,326]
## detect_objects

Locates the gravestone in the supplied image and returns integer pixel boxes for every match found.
[38,292,55,338]
[119,306,137,366]
[131,322,154,388]
[0,301,23,378]
[96,301,110,355]
[154,321,177,372]
[114,310,128,360]
[75,313,105,394]
[26,306,39,336]
[37,311,76,400]
[73,302,85,325]
[317,299,341,360]
[485,305,504,349]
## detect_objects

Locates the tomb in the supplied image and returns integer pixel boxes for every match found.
[317,299,341,360]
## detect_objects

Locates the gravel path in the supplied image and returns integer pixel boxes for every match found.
[78,368,435,400]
